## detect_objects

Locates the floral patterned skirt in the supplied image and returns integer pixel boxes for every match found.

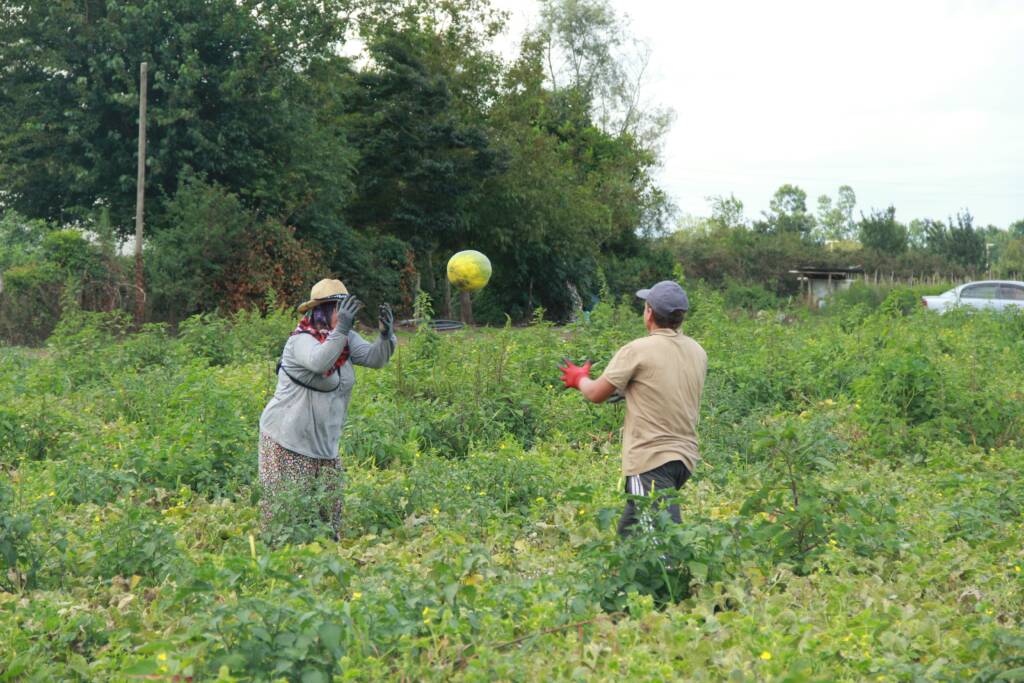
[258,432,343,534]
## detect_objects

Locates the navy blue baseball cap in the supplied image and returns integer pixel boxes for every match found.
[636,280,689,315]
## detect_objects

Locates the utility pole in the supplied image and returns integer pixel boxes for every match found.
[134,61,148,327]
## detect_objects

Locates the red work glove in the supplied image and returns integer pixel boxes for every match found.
[558,359,592,390]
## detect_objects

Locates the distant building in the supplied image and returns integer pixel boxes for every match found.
[789,266,864,307]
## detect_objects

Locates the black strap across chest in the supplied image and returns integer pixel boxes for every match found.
[276,330,342,393]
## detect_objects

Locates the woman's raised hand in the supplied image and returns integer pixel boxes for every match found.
[379,303,394,337]
[336,296,363,335]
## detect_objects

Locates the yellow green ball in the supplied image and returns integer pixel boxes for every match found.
[447,250,492,293]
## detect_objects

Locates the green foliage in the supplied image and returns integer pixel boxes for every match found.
[0,212,123,343]
[0,0,677,327]
[827,281,950,314]
[0,481,43,592]
[343,28,502,255]
[667,221,838,296]
[996,237,1024,277]
[925,212,987,270]
[2,302,1024,678]
[0,0,354,233]
[200,596,350,682]
[815,185,857,241]
[740,415,902,572]
[668,186,1007,294]
[90,505,183,582]
[260,470,346,547]
[584,504,739,610]
[858,206,908,254]
[756,184,816,237]
[722,279,781,311]
[148,177,324,321]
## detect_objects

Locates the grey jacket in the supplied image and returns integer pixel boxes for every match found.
[259,327,396,459]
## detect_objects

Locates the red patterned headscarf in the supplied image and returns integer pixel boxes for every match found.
[292,306,349,376]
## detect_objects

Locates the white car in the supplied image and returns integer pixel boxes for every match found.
[921,280,1024,313]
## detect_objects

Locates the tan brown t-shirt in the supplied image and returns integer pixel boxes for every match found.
[601,328,707,476]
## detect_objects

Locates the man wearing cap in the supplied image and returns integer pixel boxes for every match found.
[558,281,707,537]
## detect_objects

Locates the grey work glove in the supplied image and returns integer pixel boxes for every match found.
[378,303,394,337]
[608,390,625,404]
[335,296,363,335]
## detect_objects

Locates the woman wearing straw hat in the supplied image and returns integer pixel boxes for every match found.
[258,278,396,537]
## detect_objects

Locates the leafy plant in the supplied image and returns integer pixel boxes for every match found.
[90,506,183,582]
[0,482,42,592]
[583,497,740,611]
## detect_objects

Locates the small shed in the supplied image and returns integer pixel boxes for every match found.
[789,266,863,308]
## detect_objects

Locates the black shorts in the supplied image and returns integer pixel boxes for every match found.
[617,459,691,537]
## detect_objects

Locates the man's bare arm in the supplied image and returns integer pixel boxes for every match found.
[579,376,618,403]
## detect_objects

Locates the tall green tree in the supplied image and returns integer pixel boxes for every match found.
[997,238,1024,277]
[536,0,672,145]
[815,185,856,241]
[340,25,504,294]
[0,0,355,234]
[757,184,816,238]
[464,28,668,319]
[707,194,747,231]
[858,206,907,254]
[924,211,986,271]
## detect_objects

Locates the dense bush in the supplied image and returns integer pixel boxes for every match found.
[0,212,124,344]
[148,178,324,322]
[0,482,43,592]
[827,281,950,314]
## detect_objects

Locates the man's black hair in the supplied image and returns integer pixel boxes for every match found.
[651,308,685,330]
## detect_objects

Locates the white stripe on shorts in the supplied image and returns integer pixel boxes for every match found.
[629,475,643,495]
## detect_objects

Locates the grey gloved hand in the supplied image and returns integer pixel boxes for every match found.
[608,390,626,404]
[378,303,394,337]
[335,296,363,335]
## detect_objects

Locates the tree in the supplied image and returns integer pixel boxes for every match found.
[757,184,815,238]
[997,238,1024,277]
[907,219,929,249]
[858,206,907,254]
[707,194,746,231]
[0,0,355,235]
[815,195,837,241]
[1009,219,1024,238]
[815,185,856,241]
[342,29,502,258]
[924,211,986,271]
[535,0,672,144]
[837,186,856,235]
[461,27,668,320]
[147,177,322,321]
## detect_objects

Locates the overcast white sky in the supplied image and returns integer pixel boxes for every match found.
[491,0,1024,228]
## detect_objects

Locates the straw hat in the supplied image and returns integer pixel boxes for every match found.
[298,278,349,313]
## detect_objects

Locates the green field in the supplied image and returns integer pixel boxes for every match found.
[2,290,1023,681]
